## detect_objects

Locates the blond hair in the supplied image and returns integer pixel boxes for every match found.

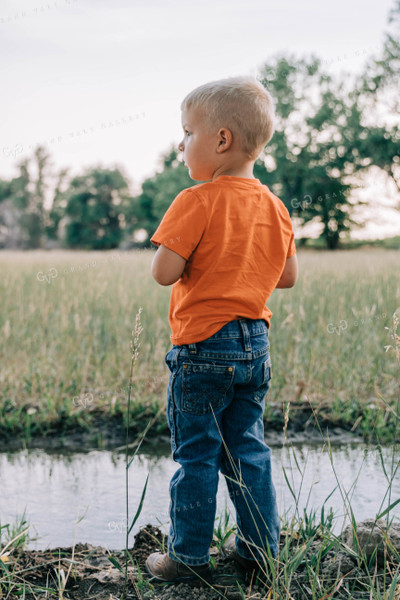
[180,76,275,160]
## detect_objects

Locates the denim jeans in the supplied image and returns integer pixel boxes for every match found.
[164,317,279,566]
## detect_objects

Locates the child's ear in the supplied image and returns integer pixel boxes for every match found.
[216,128,233,153]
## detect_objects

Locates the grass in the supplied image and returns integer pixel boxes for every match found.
[0,247,399,444]
[0,306,399,599]
[2,498,399,598]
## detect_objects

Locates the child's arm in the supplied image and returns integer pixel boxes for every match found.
[151,244,187,286]
[275,254,298,288]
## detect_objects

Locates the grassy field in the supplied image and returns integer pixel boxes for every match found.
[0,248,399,444]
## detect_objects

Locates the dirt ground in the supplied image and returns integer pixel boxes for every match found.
[3,521,400,600]
[3,524,249,599]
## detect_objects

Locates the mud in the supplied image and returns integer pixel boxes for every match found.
[3,520,400,600]
[0,403,363,454]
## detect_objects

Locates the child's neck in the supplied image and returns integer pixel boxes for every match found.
[212,162,256,180]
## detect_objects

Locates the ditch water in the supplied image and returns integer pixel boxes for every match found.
[1,443,399,550]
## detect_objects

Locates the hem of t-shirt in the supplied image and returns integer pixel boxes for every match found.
[170,317,271,345]
[150,237,193,261]
[287,248,297,258]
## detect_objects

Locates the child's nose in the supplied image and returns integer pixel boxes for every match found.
[178,140,184,152]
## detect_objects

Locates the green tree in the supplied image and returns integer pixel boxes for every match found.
[45,167,70,241]
[64,167,131,249]
[0,146,53,248]
[362,0,400,94]
[0,179,19,248]
[257,56,359,249]
[352,0,400,194]
[126,147,193,245]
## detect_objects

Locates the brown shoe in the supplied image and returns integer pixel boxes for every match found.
[145,552,213,585]
[231,549,261,574]
[224,534,261,575]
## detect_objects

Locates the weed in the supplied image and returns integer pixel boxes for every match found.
[213,505,236,554]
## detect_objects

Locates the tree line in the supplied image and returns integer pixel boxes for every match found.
[0,1,398,250]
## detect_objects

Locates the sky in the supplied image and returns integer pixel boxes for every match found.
[1,0,399,239]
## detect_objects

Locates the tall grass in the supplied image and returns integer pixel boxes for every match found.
[0,248,399,442]
[0,306,398,598]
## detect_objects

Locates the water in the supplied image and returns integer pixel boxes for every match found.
[0,444,399,550]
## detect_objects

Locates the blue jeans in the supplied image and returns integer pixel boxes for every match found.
[164,318,279,566]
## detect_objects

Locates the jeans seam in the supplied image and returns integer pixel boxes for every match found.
[167,548,210,565]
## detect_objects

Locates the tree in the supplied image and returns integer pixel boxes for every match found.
[45,168,70,241]
[0,178,20,248]
[257,56,361,249]
[126,147,193,246]
[0,146,54,248]
[361,0,400,96]
[64,167,131,249]
[351,0,400,195]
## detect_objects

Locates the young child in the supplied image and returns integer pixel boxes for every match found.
[145,76,298,584]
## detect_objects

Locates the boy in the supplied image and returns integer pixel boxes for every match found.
[145,76,298,584]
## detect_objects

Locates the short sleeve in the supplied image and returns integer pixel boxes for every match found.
[150,188,207,260]
[287,231,296,258]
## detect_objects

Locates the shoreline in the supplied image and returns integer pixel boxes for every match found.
[3,521,400,600]
[0,412,366,454]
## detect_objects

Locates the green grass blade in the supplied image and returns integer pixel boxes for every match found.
[292,447,303,475]
[128,473,149,534]
[282,465,297,503]
[108,556,123,572]
[127,419,153,469]
[376,497,400,519]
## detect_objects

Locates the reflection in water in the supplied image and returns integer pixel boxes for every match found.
[0,444,399,550]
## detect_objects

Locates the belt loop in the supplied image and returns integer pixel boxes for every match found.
[238,319,252,352]
[188,343,197,354]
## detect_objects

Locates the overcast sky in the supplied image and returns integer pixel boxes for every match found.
[1,0,399,238]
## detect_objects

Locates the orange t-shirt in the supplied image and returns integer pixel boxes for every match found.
[150,175,296,345]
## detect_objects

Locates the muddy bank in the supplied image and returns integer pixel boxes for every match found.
[3,524,241,600]
[0,404,364,453]
[3,521,400,600]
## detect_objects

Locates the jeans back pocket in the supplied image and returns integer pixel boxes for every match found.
[181,362,235,416]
